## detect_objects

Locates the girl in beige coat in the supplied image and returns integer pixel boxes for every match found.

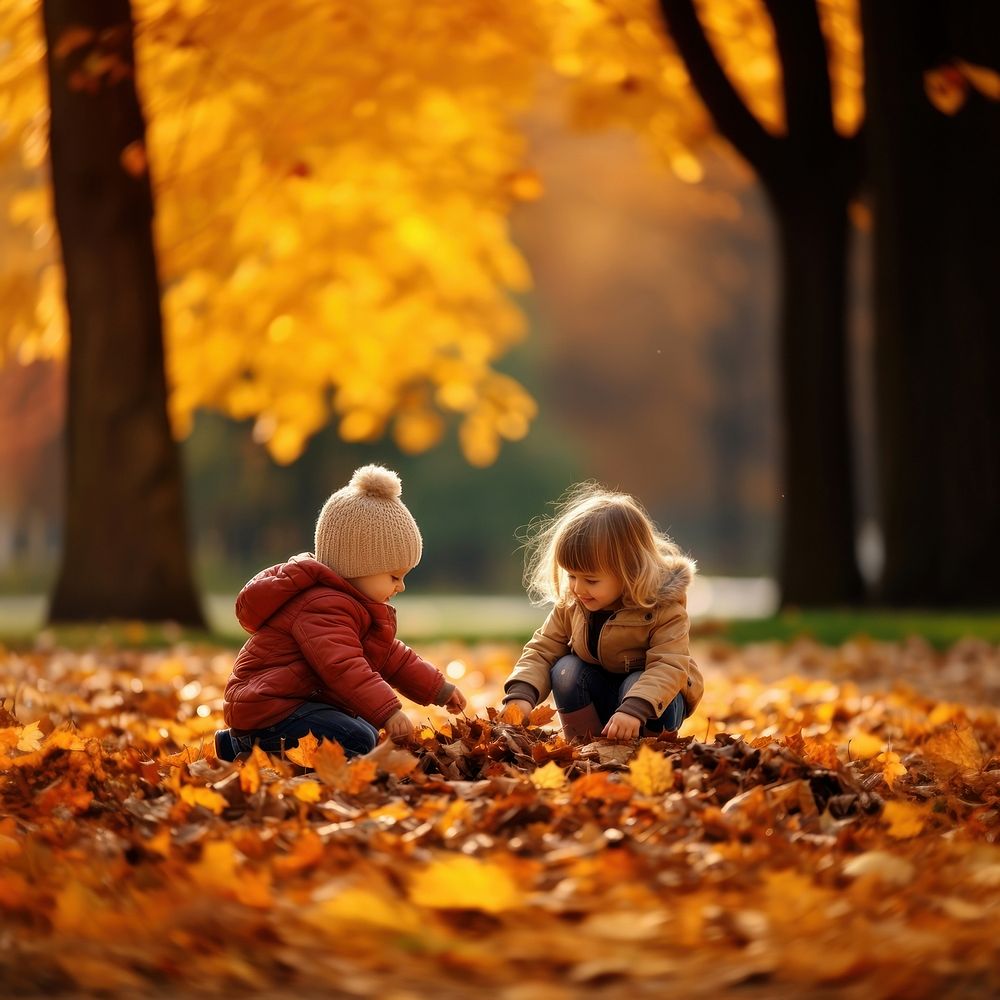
[502,484,703,742]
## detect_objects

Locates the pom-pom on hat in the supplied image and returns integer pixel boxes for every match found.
[314,465,422,579]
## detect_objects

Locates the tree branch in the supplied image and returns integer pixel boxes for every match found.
[657,0,780,180]
[762,0,836,150]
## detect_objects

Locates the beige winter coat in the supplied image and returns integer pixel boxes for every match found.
[504,559,704,719]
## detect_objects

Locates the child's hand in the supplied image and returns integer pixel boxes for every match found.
[383,710,414,743]
[501,699,534,724]
[443,687,467,714]
[602,711,641,740]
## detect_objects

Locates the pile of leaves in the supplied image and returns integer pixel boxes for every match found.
[1,635,999,997]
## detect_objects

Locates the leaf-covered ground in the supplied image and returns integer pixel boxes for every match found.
[2,634,999,998]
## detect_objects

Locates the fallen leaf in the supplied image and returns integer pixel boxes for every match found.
[180,786,227,815]
[628,745,674,795]
[530,760,567,790]
[16,721,44,753]
[409,855,523,913]
[882,800,927,839]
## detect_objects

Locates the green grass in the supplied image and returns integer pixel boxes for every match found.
[0,594,997,651]
[696,610,1000,649]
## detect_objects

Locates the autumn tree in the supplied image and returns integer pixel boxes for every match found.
[41,0,203,624]
[862,0,1000,606]
[654,0,864,606]
[541,0,865,605]
[1,1,543,620]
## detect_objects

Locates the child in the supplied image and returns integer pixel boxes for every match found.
[215,464,467,762]
[501,483,703,742]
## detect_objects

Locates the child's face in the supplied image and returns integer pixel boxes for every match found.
[564,568,623,611]
[347,567,411,604]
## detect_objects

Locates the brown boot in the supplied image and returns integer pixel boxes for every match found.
[558,704,603,743]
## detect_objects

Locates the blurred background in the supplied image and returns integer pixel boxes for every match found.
[1,0,996,630]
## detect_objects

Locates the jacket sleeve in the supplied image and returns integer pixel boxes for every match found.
[291,600,402,727]
[623,603,702,718]
[502,606,571,705]
[381,639,449,706]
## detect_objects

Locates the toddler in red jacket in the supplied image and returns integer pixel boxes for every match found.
[215,464,466,761]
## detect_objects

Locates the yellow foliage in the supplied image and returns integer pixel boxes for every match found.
[409,854,523,913]
[307,886,424,933]
[847,731,883,759]
[531,760,568,789]
[876,749,906,788]
[0,0,544,465]
[179,785,227,815]
[882,800,927,839]
[15,721,43,752]
[291,779,323,803]
[1,0,868,464]
[627,744,674,795]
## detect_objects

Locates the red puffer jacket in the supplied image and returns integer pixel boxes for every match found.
[223,554,447,730]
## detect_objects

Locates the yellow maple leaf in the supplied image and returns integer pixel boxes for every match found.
[292,779,323,803]
[16,721,43,752]
[882,800,927,839]
[877,750,907,788]
[530,760,567,790]
[285,732,320,768]
[628,745,674,796]
[179,785,227,815]
[409,855,523,913]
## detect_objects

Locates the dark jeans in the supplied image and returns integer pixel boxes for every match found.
[550,654,689,732]
[215,701,378,761]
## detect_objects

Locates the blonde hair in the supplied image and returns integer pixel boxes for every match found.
[521,482,695,609]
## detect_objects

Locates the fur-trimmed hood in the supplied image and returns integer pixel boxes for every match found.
[658,554,697,604]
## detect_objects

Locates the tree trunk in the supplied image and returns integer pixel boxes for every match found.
[42,0,204,624]
[770,184,865,605]
[658,0,865,607]
[862,0,1000,606]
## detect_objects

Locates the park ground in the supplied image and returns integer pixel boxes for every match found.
[1,605,999,997]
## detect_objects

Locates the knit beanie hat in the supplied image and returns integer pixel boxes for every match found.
[314,465,422,578]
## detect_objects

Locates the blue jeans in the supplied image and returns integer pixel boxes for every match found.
[215,701,378,761]
[550,654,689,732]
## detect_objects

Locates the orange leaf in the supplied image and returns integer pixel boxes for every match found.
[285,732,320,768]
[528,705,557,727]
[239,751,261,795]
[312,739,348,786]
[571,771,633,803]
[923,724,984,776]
